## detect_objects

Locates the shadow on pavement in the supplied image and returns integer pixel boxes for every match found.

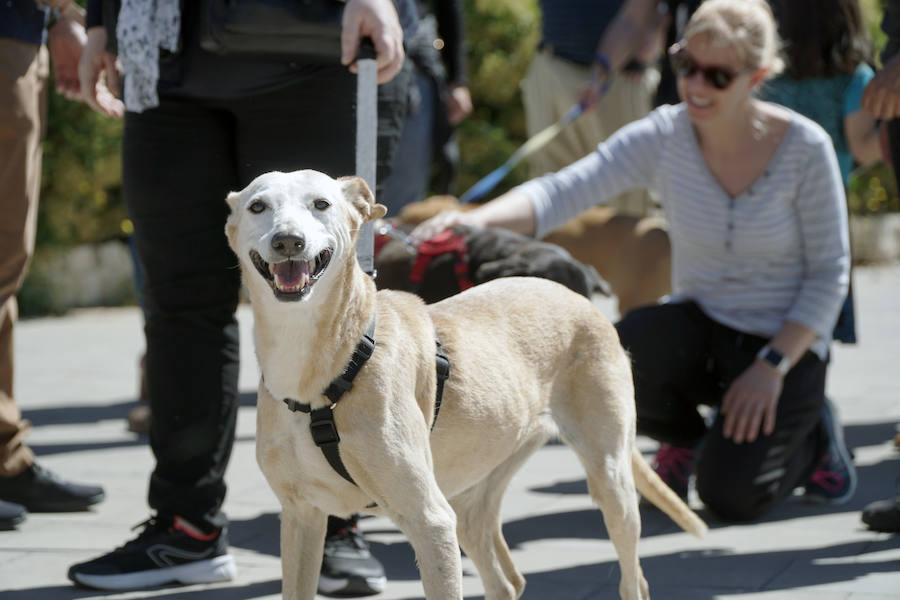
[230,512,280,557]
[20,391,259,429]
[314,536,900,600]
[21,400,135,427]
[2,580,281,600]
[516,537,900,600]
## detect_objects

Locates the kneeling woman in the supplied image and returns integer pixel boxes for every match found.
[414,0,853,521]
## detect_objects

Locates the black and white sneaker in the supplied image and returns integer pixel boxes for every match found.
[68,515,236,590]
[318,524,386,597]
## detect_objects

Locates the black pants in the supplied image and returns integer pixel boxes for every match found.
[616,302,828,521]
[123,66,408,530]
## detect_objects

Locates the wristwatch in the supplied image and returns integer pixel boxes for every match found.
[756,344,790,376]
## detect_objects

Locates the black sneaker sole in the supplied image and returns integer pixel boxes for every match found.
[69,554,236,590]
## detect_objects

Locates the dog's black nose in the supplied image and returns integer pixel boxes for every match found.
[271,232,305,256]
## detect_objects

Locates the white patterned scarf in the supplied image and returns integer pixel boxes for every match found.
[116,0,181,113]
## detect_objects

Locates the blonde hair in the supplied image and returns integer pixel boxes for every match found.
[683,0,785,80]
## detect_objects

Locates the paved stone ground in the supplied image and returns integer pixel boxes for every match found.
[1,264,899,599]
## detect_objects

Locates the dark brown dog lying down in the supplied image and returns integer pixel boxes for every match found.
[397,196,672,315]
[374,222,610,304]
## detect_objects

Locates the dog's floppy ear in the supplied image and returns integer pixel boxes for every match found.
[224,191,241,251]
[339,176,388,222]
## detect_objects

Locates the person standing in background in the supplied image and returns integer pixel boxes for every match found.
[381,0,472,215]
[521,0,666,217]
[0,0,106,531]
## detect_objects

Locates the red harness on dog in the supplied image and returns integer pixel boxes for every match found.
[408,229,474,291]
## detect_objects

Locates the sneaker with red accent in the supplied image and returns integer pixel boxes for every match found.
[647,443,699,501]
[804,398,857,505]
[68,514,236,590]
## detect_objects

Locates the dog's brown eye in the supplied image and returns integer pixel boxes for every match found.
[249,200,266,214]
[313,199,330,211]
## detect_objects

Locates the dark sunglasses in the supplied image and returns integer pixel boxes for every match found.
[668,44,743,90]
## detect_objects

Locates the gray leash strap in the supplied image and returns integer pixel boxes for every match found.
[354,39,378,276]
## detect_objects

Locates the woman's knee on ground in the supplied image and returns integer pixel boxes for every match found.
[696,452,782,522]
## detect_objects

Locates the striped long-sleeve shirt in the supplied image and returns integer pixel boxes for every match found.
[517,103,850,358]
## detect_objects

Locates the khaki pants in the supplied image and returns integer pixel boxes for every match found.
[0,39,48,477]
[521,49,659,216]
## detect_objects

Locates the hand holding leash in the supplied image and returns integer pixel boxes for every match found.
[341,0,405,84]
[78,26,124,118]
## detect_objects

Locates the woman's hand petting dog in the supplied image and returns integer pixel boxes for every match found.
[411,209,483,243]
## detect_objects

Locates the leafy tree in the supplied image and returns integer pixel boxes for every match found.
[455,0,540,198]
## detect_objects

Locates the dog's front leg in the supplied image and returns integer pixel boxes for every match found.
[280,500,327,600]
[384,481,462,599]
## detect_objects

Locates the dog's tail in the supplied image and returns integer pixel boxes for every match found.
[632,447,708,538]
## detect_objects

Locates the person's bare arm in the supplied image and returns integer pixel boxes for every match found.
[36,0,85,26]
[582,0,663,106]
[862,53,900,120]
[597,0,661,71]
[410,190,537,241]
[845,110,882,167]
[78,26,124,117]
[47,12,87,100]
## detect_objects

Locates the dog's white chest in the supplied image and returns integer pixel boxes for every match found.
[256,393,373,516]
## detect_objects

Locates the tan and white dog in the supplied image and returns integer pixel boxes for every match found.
[225,170,705,600]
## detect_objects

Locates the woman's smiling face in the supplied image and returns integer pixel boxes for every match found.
[676,34,761,124]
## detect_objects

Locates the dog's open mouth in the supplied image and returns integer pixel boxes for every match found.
[249,248,332,300]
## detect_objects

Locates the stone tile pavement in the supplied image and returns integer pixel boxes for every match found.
[1,264,899,599]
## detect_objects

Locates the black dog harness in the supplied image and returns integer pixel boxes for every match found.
[281,316,450,486]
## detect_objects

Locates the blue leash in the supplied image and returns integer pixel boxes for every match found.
[459,101,585,204]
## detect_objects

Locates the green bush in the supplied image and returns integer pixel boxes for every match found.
[455,0,540,197]
[37,0,126,249]
[39,91,125,248]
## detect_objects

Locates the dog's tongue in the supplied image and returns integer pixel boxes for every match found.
[273,260,309,292]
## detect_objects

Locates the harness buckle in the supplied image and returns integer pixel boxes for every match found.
[309,415,340,446]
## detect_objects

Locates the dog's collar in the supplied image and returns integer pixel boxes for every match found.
[282,317,377,415]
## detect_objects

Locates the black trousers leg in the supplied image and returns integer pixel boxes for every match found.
[124,100,242,530]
